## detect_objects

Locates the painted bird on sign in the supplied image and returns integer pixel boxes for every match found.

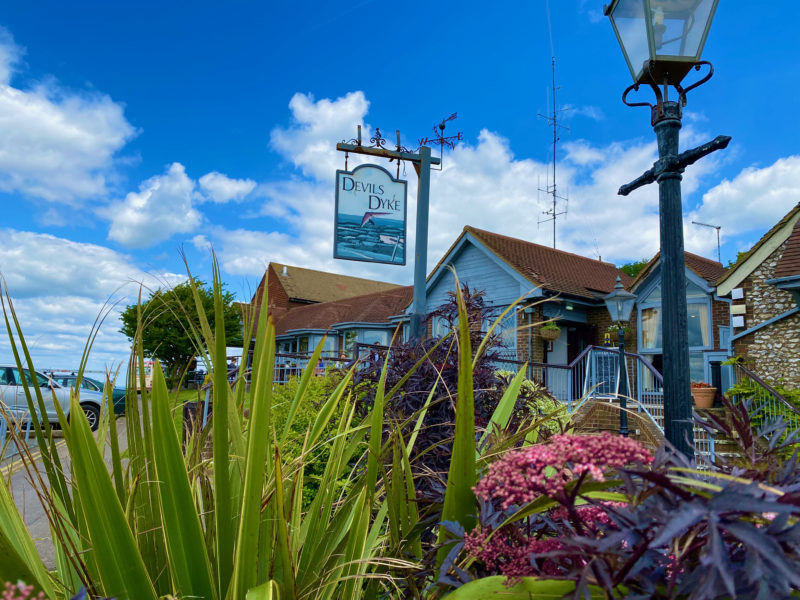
[361,211,390,227]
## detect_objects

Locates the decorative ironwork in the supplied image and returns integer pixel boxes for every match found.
[622,60,715,122]
[369,127,388,149]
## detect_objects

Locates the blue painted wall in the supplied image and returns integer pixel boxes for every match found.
[427,241,527,309]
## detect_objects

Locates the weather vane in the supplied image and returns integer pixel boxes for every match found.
[418,112,462,170]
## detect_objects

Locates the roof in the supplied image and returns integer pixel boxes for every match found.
[717,203,800,289]
[269,263,401,304]
[460,226,632,299]
[274,286,413,336]
[773,217,800,280]
[630,251,726,290]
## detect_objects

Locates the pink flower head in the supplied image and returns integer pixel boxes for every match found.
[474,433,652,510]
[464,526,566,583]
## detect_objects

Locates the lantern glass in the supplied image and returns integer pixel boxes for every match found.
[606,0,718,84]
[604,277,637,324]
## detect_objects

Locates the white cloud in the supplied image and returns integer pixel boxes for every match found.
[106,162,202,248]
[270,91,370,182]
[0,29,136,204]
[0,229,183,372]
[690,155,800,238]
[198,171,256,203]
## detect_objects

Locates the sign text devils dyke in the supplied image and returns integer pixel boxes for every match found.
[340,177,401,211]
[334,164,407,265]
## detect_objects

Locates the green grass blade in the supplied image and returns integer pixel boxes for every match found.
[272,448,297,599]
[476,363,527,455]
[0,474,56,598]
[230,311,276,599]
[437,276,477,567]
[443,576,581,599]
[247,580,281,600]
[209,259,234,599]
[279,336,326,445]
[151,362,217,600]
[67,394,158,600]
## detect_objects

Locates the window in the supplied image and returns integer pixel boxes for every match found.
[344,330,358,355]
[298,336,309,354]
[638,282,711,352]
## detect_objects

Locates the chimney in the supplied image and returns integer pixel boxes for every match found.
[282,265,288,276]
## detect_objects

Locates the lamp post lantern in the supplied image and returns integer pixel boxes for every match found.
[604,276,637,437]
[605,0,729,457]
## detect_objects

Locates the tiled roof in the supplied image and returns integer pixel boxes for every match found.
[717,203,800,287]
[274,286,413,336]
[464,227,633,299]
[631,251,725,289]
[254,263,401,304]
[685,252,727,283]
[774,218,800,279]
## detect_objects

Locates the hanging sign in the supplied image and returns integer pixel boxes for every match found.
[334,164,407,265]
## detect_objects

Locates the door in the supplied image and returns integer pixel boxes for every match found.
[12,368,57,424]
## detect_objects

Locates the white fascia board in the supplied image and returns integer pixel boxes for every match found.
[717,213,800,296]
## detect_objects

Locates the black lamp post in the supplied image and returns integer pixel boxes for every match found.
[604,276,637,437]
[604,0,729,458]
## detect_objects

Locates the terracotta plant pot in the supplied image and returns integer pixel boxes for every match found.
[691,387,717,409]
[540,327,560,342]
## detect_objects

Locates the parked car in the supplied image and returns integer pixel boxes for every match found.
[0,366,104,431]
[50,374,126,416]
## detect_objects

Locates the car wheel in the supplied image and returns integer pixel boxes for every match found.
[80,402,101,431]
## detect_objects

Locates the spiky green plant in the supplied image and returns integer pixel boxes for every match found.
[0,266,568,599]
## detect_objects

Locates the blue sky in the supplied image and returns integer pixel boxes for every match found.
[0,1,799,372]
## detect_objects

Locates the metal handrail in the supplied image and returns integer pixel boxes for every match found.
[732,363,800,418]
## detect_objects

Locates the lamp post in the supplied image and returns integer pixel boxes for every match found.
[605,0,729,457]
[604,276,637,437]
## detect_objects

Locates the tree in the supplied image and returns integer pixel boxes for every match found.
[120,279,242,384]
[618,258,650,279]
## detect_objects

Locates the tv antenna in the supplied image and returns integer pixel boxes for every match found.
[537,0,569,249]
[418,112,463,171]
[692,220,722,264]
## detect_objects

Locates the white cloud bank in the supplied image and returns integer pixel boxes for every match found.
[0,28,136,204]
[106,162,202,248]
[0,230,183,370]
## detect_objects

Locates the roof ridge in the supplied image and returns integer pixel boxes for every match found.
[466,226,619,268]
[684,250,722,267]
[268,261,401,286]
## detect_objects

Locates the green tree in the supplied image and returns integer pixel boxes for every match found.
[726,250,750,269]
[120,279,242,384]
[619,258,650,279]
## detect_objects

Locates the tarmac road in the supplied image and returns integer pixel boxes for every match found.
[4,417,128,569]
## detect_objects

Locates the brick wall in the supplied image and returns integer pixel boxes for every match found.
[586,306,639,353]
[516,305,546,364]
[572,399,662,451]
[733,240,800,388]
[711,298,729,350]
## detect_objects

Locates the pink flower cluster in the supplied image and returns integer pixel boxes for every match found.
[2,583,45,600]
[550,502,628,532]
[474,433,652,509]
[464,526,566,582]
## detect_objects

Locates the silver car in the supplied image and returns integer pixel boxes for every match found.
[0,366,103,431]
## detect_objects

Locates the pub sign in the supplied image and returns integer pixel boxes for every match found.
[334,164,407,265]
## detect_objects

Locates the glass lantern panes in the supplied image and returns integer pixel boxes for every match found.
[650,0,716,58]
[606,0,718,84]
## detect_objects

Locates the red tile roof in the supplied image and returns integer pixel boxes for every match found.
[774,218,800,279]
[684,252,727,283]
[465,226,633,298]
[274,286,413,336]
[631,250,725,289]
